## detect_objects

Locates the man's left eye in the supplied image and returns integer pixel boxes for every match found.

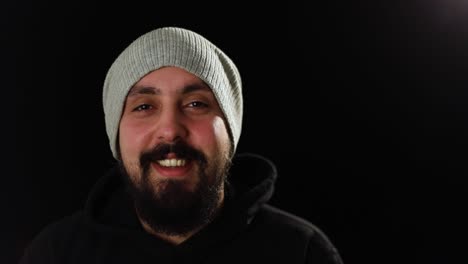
[188,101,208,108]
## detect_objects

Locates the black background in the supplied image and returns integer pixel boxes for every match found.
[3,0,468,263]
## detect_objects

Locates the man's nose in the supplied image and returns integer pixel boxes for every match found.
[154,108,188,143]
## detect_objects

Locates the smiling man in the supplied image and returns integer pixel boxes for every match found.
[20,27,343,264]
[118,67,232,243]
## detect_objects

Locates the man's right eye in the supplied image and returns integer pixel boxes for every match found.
[133,104,153,112]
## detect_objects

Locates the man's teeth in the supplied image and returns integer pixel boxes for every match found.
[157,159,186,167]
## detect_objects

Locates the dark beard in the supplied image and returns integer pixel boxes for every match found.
[118,141,231,236]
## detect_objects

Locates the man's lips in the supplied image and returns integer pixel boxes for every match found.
[157,158,187,167]
[151,158,193,178]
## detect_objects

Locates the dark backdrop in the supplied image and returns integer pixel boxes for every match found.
[3,1,468,263]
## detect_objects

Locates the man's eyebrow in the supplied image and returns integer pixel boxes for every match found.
[127,86,161,97]
[127,83,210,97]
[182,83,211,94]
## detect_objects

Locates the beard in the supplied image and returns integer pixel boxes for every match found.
[118,141,231,236]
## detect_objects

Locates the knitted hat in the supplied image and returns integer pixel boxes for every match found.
[102,27,243,159]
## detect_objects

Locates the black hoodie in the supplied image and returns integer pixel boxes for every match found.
[20,153,343,264]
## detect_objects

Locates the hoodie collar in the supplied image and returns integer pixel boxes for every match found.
[83,152,278,240]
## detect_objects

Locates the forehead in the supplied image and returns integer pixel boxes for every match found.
[127,67,213,97]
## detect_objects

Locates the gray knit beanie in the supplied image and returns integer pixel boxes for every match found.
[102,27,243,159]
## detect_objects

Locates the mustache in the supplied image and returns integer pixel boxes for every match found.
[139,141,207,168]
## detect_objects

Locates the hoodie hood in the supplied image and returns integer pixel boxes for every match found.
[83,152,277,238]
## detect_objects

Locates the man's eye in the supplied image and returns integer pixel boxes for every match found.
[188,101,208,108]
[133,104,152,111]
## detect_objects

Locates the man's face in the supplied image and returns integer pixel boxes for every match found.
[118,66,232,235]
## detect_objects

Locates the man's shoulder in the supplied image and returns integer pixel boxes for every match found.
[254,204,324,236]
[42,211,86,234]
[252,205,342,264]
[19,211,87,264]
[238,204,343,263]
[27,211,86,247]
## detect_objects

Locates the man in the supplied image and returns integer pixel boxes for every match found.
[20,27,343,263]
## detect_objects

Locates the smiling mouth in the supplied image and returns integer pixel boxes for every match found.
[151,156,194,178]
[157,158,187,167]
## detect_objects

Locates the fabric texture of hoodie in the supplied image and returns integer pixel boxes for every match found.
[19,153,343,264]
